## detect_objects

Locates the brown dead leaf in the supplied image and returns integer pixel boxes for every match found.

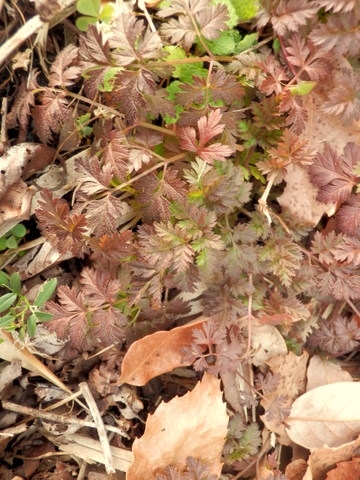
[304,433,360,480]
[127,373,228,480]
[118,317,208,386]
[306,355,353,391]
[13,240,73,280]
[260,351,308,445]
[0,143,55,199]
[278,91,360,226]
[0,180,33,237]
[285,459,308,480]
[287,382,360,449]
[326,457,360,480]
[251,324,288,366]
[0,361,22,394]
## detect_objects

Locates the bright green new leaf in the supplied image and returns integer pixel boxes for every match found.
[231,0,259,21]
[10,272,21,296]
[11,224,26,238]
[34,278,58,307]
[27,313,37,337]
[163,46,205,83]
[76,0,100,17]
[0,293,17,313]
[99,3,114,23]
[288,81,317,96]
[98,67,122,92]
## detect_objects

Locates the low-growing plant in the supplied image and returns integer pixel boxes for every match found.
[0,272,57,339]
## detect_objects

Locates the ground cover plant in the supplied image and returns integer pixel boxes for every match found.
[0,0,360,479]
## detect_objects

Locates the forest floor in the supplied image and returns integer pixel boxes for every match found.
[0,1,360,479]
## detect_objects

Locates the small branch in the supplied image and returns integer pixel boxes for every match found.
[80,382,115,475]
[1,400,128,438]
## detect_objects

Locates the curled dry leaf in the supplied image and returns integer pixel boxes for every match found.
[0,143,55,199]
[287,382,360,449]
[304,433,360,480]
[251,324,287,366]
[118,317,208,386]
[326,457,360,480]
[306,354,353,391]
[0,180,33,237]
[127,373,228,480]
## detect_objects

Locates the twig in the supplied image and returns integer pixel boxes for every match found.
[80,382,115,475]
[0,0,77,68]
[1,400,128,438]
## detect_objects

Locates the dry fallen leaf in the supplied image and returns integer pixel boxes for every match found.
[306,355,353,391]
[260,351,308,445]
[287,382,360,449]
[127,373,228,480]
[119,317,208,386]
[251,324,288,366]
[304,433,360,480]
[326,457,360,480]
[278,90,360,226]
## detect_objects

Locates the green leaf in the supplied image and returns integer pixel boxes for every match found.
[273,37,281,54]
[163,47,206,83]
[288,81,317,96]
[27,313,37,337]
[0,293,17,313]
[34,278,57,307]
[75,15,98,31]
[230,0,259,21]
[34,311,53,322]
[99,3,114,23]
[236,33,258,53]
[0,237,7,251]
[11,224,26,238]
[0,271,10,286]
[0,314,15,328]
[205,30,242,55]
[10,272,21,296]
[98,67,122,92]
[76,0,100,17]
[5,236,18,249]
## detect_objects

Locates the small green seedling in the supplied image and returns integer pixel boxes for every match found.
[0,272,57,339]
[76,0,114,31]
[0,224,27,251]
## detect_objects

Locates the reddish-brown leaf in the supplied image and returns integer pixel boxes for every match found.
[119,317,208,386]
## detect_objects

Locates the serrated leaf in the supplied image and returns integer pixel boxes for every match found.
[34,278,58,307]
[127,373,228,479]
[9,273,21,296]
[0,293,17,313]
